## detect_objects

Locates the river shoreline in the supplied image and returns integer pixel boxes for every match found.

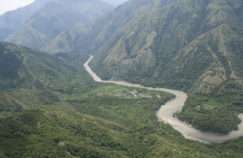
[84,55,243,144]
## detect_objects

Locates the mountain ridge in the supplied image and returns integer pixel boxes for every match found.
[90,0,243,94]
[1,0,112,54]
[0,42,77,90]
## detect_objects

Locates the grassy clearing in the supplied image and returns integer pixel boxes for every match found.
[178,81,243,134]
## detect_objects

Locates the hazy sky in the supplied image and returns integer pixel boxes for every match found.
[102,0,128,6]
[0,0,34,15]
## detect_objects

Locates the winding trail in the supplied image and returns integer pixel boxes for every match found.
[84,56,243,144]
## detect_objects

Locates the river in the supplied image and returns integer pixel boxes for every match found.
[84,55,243,144]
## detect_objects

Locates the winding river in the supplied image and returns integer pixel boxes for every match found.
[84,56,243,144]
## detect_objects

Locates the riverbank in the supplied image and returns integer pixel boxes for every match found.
[84,55,243,144]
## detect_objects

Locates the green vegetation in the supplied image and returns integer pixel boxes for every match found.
[3,0,111,54]
[0,43,243,157]
[178,95,242,134]
[1,0,243,156]
[178,80,243,134]
[90,0,243,134]
[91,0,243,93]
[1,80,243,158]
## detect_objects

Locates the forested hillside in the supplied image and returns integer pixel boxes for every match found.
[1,0,243,157]
[1,0,112,54]
[88,0,243,134]
[0,43,243,158]
[92,0,243,94]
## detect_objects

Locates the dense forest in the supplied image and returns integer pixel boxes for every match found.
[0,0,243,157]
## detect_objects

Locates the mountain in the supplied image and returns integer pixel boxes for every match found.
[44,19,95,54]
[87,0,243,135]
[0,44,243,158]
[91,0,243,94]
[0,0,51,40]
[4,0,112,54]
[1,1,243,155]
[0,42,77,90]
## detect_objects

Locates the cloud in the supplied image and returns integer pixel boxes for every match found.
[0,0,34,15]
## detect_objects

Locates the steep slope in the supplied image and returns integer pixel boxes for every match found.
[45,17,96,54]
[89,0,243,134]
[6,0,112,54]
[92,0,243,94]
[0,56,243,157]
[0,42,76,90]
[0,0,51,40]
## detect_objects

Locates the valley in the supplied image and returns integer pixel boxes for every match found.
[85,55,243,144]
[0,0,243,157]
[1,51,243,157]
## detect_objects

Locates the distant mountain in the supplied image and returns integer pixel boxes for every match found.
[91,0,243,94]
[0,42,75,90]
[2,0,112,54]
[45,22,94,54]
[0,0,51,40]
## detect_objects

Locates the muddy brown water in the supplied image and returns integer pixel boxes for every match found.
[84,56,243,144]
